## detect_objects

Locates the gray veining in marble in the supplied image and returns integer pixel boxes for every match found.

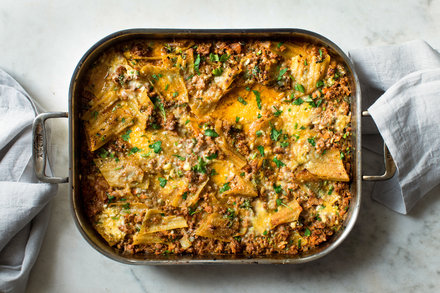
[0,0,439,292]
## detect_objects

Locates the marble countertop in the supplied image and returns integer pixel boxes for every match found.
[1,0,439,292]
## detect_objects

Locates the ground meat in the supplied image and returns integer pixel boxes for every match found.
[164,112,177,131]
[130,42,150,57]
[196,42,212,55]
[324,76,351,100]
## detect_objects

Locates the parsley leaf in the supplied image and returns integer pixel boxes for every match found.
[121,129,132,141]
[193,156,207,174]
[205,152,218,160]
[182,191,188,200]
[238,96,248,105]
[158,177,167,188]
[194,54,201,75]
[212,67,223,76]
[149,141,162,153]
[272,156,285,168]
[304,228,311,237]
[173,154,186,161]
[257,145,265,157]
[280,141,289,148]
[256,130,263,137]
[253,90,262,110]
[316,80,324,88]
[273,106,283,117]
[128,147,141,155]
[219,54,229,62]
[307,137,316,147]
[209,53,219,62]
[273,184,283,194]
[295,83,305,93]
[219,182,231,193]
[277,68,288,81]
[270,123,282,142]
[293,98,304,105]
[328,185,334,195]
[204,129,219,138]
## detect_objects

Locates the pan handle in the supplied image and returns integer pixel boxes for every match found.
[32,112,69,184]
[362,111,397,181]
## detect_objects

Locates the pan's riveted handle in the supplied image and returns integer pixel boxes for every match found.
[362,111,397,181]
[32,112,69,184]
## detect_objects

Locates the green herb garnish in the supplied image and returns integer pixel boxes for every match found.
[257,145,265,157]
[148,140,162,153]
[204,129,219,138]
[272,156,285,168]
[158,177,167,188]
[253,90,262,110]
[121,129,132,141]
[219,182,231,194]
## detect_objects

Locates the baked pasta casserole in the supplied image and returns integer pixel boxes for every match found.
[79,38,353,256]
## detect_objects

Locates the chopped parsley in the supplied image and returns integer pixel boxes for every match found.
[148,140,162,153]
[219,182,231,194]
[172,92,178,98]
[209,53,220,62]
[257,145,265,157]
[256,130,263,137]
[205,152,218,160]
[219,54,229,62]
[158,177,167,188]
[340,152,345,159]
[121,129,132,141]
[304,228,311,237]
[270,123,282,141]
[204,129,219,138]
[263,230,268,236]
[295,83,305,93]
[165,84,169,91]
[212,67,223,76]
[194,54,201,75]
[173,154,186,161]
[193,156,207,174]
[277,68,288,81]
[273,106,283,117]
[293,98,304,105]
[157,101,166,118]
[184,119,190,125]
[236,116,240,123]
[93,111,98,119]
[280,141,289,148]
[253,90,262,110]
[182,191,188,200]
[277,42,284,48]
[273,184,283,194]
[238,96,248,105]
[99,148,109,158]
[319,49,323,58]
[316,80,324,88]
[307,137,316,147]
[272,156,285,168]
[128,147,141,155]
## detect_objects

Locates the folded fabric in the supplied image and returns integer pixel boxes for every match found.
[0,69,58,293]
[349,40,440,214]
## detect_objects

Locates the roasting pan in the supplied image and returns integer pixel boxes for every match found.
[32,29,396,264]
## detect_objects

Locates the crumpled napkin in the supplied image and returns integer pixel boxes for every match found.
[349,40,440,214]
[0,69,58,293]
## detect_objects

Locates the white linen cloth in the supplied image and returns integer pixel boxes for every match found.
[349,40,440,214]
[0,69,58,293]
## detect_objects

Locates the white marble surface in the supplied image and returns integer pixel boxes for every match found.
[1,0,440,292]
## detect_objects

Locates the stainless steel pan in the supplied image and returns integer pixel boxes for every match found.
[32,29,396,264]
